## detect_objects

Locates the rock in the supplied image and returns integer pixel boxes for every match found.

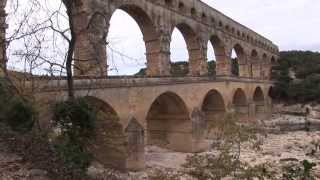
[28,169,49,180]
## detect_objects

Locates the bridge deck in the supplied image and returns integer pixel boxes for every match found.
[29,76,273,92]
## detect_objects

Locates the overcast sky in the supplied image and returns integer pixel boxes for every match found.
[202,0,320,52]
[6,0,320,75]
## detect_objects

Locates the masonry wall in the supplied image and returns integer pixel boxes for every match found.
[71,0,279,78]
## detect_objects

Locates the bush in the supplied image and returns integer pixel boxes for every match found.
[53,98,97,139]
[282,160,317,180]
[0,78,35,133]
[5,96,35,132]
[52,97,98,172]
[54,136,92,171]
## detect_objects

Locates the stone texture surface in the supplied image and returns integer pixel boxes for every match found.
[71,0,279,77]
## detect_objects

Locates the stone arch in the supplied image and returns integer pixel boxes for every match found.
[271,56,276,64]
[251,49,259,60]
[202,89,226,138]
[232,88,249,120]
[107,4,165,76]
[146,91,192,152]
[202,89,226,122]
[268,86,276,100]
[230,44,246,77]
[170,23,205,76]
[208,35,227,76]
[262,53,268,61]
[253,87,265,116]
[83,96,126,170]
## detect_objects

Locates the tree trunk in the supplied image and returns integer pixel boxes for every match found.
[62,0,76,99]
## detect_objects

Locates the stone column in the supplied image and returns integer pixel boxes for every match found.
[125,118,145,171]
[73,8,107,77]
[250,55,262,79]
[216,48,231,76]
[191,108,210,152]
[239,62,250,78]
[145,32,171,76]
[188,40,208,76]
[0,0,7,76]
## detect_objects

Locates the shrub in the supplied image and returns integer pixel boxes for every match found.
[53,98,97,139]
[5,96,35,132]
[52,97,98,172]
[0,78,35,133]
[282,160,317,180]
[54,136,92,171]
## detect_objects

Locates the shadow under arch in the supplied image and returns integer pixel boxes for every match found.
[201,89,227,139]
[83,96,127,171]
[170,23,203,76]
[253,87,265,117]
[232,88,249,121]
[146,91,192,152]
[202,89,226,121]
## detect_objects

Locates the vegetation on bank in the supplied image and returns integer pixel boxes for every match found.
[0,78,35,133]
[272,51,320,103]
[53,98,98,172]
[136,59,240,77]
[0,77,99,179]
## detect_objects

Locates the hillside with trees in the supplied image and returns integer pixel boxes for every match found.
[272,51,320,103]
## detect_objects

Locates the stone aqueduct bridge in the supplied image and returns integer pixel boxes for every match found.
[34,76,274,171]
[1,0,280,171]
[73,0,279,78]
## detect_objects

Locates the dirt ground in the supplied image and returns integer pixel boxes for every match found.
[1,115,320,179]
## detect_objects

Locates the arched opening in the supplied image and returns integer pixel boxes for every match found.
[147,92,191,152]
[270,56,277,80]
[251,50,258,60]
[253,87,265,116]
[271,56,276,65]
[84,97,126,170]
[107,5,158,76]
[251,49,260,78]
[202,90,226,137]
[207,41,216,76]
[170,23,202,76]
[231,44,245,77]
[262,53,268,61]
[207,35,226,76]
[232,88,249,120]
[202,90,226,121]
[170,27,189,76]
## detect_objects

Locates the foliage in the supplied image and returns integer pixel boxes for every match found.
[54,136,92,171]
[282,160,317,180]
[52,97,98,172]
[0,78,35,133]
[53,98,97,139]
[4,96,35,132]
[273,51,320,103]
[183,113,272,179]
[207,61,216,76]
[135,61,217,76]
